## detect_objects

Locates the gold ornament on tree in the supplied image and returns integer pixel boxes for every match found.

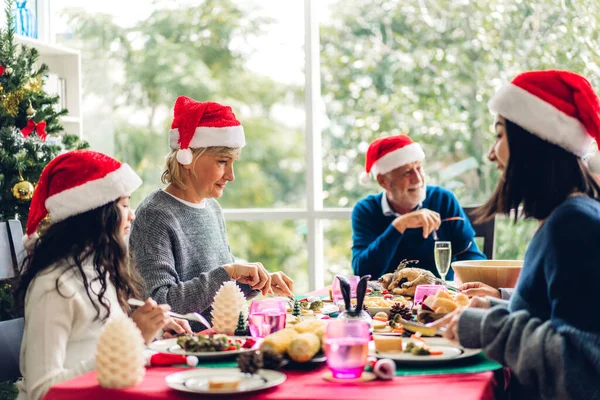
[26,100,36,117]
[1,89,24,116]
[12,172,34,200]
[23,76,43,93]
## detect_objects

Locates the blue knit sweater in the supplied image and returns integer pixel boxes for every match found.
[459,196,600,399]
[351,185,485,279]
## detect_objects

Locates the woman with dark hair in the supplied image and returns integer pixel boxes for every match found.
[17,150,191,400]
[434,70,600,400]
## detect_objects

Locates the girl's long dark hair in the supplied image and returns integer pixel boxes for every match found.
[477,119,600,223]
[17,199,142,321]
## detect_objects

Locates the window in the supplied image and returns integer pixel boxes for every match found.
[48,0,600,290]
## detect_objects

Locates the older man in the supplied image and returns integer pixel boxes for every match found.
[352,134,486,279]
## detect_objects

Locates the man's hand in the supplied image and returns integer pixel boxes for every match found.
[392,208,441,238]
[224,262,273,296]
[460,282,501,299]
[269,271,294,297]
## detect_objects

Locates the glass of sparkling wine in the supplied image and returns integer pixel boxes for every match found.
[324,319,370,379]
[248,298,287,338]
[434,241,452,283]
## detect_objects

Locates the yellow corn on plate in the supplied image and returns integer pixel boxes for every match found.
[293,319,326,334]
[260,328,299,355]
[288,332,320,363]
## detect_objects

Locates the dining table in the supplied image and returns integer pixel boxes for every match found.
[43,287,507,400]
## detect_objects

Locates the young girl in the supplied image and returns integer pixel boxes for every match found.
[435,70,600,399]
[17,150,190,400]
[129,97,294,325]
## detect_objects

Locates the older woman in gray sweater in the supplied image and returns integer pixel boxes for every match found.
[130,97,294,324]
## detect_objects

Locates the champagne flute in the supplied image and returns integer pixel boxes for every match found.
[434,241,452,283]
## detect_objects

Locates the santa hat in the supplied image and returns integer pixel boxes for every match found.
[360,134,425,185]
[169,96,245,165]
[488,70,600,157]
[24,150,142,247]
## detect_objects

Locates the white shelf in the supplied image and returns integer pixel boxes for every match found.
[13,35,83,137]
[15,35,79,57]
[60,116,81,124]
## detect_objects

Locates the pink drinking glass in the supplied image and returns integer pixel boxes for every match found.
[324,319,370,379]
[331,275,360,305]
[413,284,447,305]
[248,297,287,338]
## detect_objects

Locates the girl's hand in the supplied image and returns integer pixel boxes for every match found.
[429,308,464,343]
[460,282,501,299]
[131,298,170,345]
[162,318,194,338]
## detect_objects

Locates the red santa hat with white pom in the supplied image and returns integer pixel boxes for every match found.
[24,150,142,248]
[360,134,425,185]
[169,96,246,165]
[488,69,600,157]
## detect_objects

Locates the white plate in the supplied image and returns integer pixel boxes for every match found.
[165,368,286,395]
[319,304,339,315]
[148,337,256,360]
[370,338,481,365]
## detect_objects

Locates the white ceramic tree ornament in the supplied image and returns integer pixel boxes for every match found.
[96,316,146,388]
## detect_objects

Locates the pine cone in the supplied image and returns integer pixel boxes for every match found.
[389,303,412,321]
[237,351,263,375]
[262,349,285,370]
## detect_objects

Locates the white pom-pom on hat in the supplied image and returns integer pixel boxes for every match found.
[22,232,39,251]
[359,171,371,186]
[176,148,194,165]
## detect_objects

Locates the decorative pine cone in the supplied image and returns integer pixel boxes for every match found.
[389,303,412,321]
[262,349,285,370]
[237,351,263,375]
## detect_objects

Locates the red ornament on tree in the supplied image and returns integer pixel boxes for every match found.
[0,65,4,76]
[21,119,47,141]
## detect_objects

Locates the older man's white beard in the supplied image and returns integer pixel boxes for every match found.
[391,186,426,211]
[409,186,426,205]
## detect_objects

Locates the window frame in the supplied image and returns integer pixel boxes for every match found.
[223,0,349,291]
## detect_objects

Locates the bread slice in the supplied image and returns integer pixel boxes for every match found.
[208,376,241,390]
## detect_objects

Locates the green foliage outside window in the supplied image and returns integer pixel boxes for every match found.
[59,0,600,284]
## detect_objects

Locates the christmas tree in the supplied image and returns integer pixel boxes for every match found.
[0,0,87,229]
[292,300,301,317]
[234,311,249,336]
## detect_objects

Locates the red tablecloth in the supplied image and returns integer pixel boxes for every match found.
[44,366,499,400]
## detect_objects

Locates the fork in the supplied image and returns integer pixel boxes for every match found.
[432,217,466,241]
[127,298,212,330]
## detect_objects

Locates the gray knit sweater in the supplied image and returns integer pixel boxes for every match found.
[129,190,256,321]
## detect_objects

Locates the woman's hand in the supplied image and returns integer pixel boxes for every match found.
[460,282,501,299]
[162,318,194,338]
[224,262,272,295]
[269,271,294,297]
[131,298,170,345]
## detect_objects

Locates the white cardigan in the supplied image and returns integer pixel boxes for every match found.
[17,260,126,400]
